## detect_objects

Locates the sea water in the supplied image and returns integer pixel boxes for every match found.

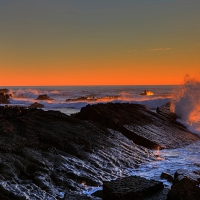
[4,85,175,115]
[1,81,200,192]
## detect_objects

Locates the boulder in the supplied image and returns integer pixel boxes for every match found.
[28,102,44,108]
[102,176,164,200]
[168,169,200,200]
[75,103,199,149]
[36,94,53,100]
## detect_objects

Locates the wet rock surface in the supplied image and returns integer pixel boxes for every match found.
[76,103,199,149]
[102,176,164,200]
[0,105,156,199]
[168,169,200,200]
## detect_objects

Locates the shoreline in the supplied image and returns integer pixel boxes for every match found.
[0,103,200,199]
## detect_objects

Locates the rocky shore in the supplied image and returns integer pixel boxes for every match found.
[0,102,200,199]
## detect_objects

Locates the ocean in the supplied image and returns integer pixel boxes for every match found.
[1,83,200,191]
[5,85,175,114]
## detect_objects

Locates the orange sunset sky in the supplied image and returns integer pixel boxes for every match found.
[0,0,200,86]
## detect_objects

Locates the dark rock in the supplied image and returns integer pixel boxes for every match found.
[0,106,156,199]
[168,169,200,200]
[76,103,199,149]
[36,94,53,100]
[173,169,188,180]
[0,93,10,104]
[144,188,169,200]
[102,176,164,200]
[0,88,11,104]
[160,172,173,182]
[92,190,102,198]
[28,102,44,108]
[156,103,177,120]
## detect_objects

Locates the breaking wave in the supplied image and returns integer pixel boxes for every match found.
[172,76,200,135]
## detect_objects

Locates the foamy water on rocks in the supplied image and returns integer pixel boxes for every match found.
[82,140,200,195]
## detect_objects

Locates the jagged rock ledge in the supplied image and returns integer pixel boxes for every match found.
[75,103,199,149]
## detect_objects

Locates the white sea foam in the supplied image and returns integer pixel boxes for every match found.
[172,76,200,135]
[83,140,200,195]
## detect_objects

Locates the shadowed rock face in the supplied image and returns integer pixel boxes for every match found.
[0,106,156,199]
[76,103,199,149]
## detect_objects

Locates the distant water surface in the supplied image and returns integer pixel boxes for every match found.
[4,85,177,114]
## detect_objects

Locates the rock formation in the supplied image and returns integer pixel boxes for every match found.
[76,103,199,149]
[29,102,44,108]
[36,94,53,100]
[0,103,199,199]
[168,169,200,200]
[0,88,11,104]
[0,105,155,199]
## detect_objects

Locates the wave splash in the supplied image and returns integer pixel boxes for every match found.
[172,76,200,135]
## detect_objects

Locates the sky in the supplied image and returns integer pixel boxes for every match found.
[0,0,200,86]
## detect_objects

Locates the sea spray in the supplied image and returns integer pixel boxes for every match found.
[172,76,200,134]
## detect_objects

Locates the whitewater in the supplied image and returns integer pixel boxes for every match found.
[1,80,200,192]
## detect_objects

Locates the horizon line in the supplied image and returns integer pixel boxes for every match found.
[0,84,181,87]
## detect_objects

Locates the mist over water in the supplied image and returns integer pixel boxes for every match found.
[172,77,200,135]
